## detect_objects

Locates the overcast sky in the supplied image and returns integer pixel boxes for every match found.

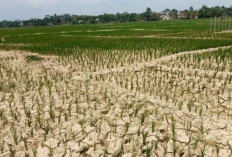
[0,0,231,21]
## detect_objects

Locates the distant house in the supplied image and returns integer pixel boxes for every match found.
[48,23,53,26]
[78,20,84,24]
[95,18,100,23]
[161,14,172,20]
[20,22,24,27]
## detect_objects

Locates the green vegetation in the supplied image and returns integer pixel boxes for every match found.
[26,55,44,62]
[0,19,232,57]
[0,5,231,27]
[0,18,232,156]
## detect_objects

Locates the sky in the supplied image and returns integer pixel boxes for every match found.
[0,0,231,21]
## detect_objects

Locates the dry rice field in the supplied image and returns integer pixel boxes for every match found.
[1,20,232,157]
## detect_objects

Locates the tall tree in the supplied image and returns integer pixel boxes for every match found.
[170,9,178,19]
[143,7,152,21]
[162,8,171,15]
[199,5,211,18]
[189,6,194,12]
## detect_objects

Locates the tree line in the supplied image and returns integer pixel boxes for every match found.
[0,5,232,28]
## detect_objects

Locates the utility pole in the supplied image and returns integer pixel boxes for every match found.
[230,17,232,30]
[228,16,231,31]
[210,17,212,33]
[224,16,227,31]
[214,16,217,33]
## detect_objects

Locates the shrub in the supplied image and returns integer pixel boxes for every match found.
[26,55,44,62]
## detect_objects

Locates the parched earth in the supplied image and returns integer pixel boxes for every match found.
[0,46,232,156]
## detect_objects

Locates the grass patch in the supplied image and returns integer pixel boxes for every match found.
[26,55,44,62]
